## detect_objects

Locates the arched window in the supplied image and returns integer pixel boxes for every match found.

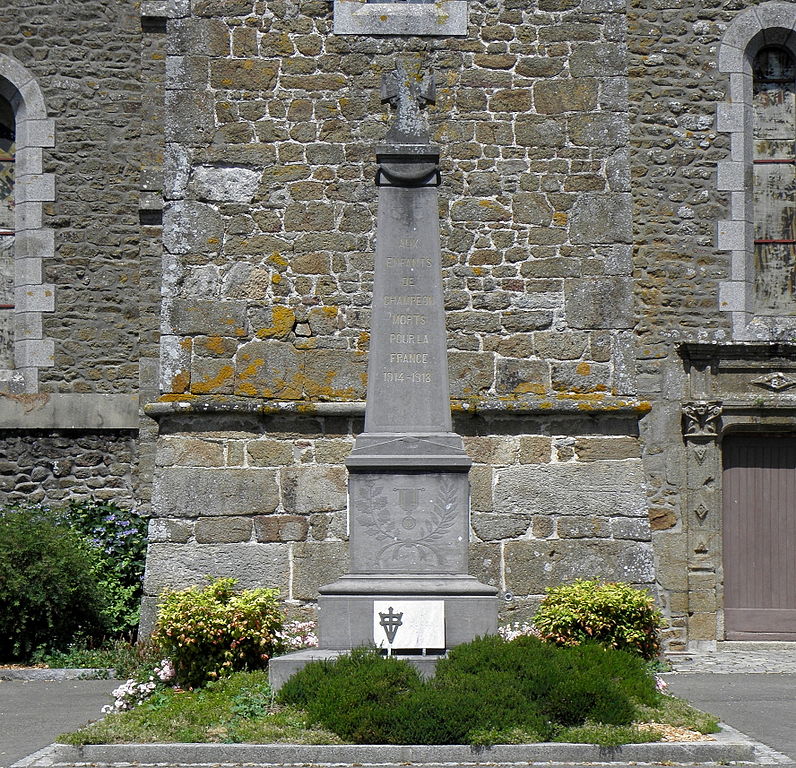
[716,3,796,338]
[0,55,55,393]
[0,94,14,368]
[752,46,796,315]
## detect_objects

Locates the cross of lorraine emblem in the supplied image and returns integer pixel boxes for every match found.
[378,606,403,644]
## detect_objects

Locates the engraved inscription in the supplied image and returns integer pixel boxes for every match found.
[390,353,429,364]
[383,295,433,306]
[389,333,429,344]
[390,313,426,325]
[383,371,431,383]
[386,256,432,268]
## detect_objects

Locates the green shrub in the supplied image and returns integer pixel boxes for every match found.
[151,578,284,688]
[278,635,658,745]
[436,635,653,730]
[59,499,147,636]
[278,647,423,743]
[0,508,110,660]
[533,580,664,660]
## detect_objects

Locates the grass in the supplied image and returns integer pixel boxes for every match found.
[60,669,719,748]
[31,638,159,679]
[59,671,342,746]
[635,691,721,734]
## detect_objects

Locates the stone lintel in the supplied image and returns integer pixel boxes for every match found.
[0,392,140,429]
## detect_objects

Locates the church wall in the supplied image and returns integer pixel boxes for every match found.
[143,0,659,637]
[0,2,165,514]
[629,0,796,647]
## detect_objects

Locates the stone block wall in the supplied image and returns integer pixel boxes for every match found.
[0,1,146,393]
[142,0,663,637]
[628,0,758,648]
[141,406,653,633]
[0,430,138,507]
[0,0,166,514]
[159,0,635,403]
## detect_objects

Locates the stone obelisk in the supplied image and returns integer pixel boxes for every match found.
[316,63,498,655]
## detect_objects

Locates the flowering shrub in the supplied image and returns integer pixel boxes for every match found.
[533,580,664,661]
[151,578,284,688]
[59,499,147,636]
[497,621,542,642]
[278,620,318,651]
[102,658,176,714]
[0,499,147,644]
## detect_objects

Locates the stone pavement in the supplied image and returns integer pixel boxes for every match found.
[0,678,116,768]
[667,642,796,674]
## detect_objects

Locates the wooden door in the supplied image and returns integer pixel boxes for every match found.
[723,433,796,640]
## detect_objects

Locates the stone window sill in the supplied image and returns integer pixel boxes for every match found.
[333,0,467,36]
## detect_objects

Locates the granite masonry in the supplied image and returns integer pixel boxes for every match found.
[2,0,796,649]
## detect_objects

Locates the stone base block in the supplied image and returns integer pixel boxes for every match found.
[269,648,440,692]
[317,573,498,650]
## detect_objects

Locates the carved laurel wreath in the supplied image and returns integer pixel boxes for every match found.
[357,477,459,566]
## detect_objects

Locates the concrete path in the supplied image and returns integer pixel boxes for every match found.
[0,678,116,768]
[665,673,796,763]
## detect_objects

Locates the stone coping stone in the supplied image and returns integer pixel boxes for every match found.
[0,668,115,681]
[32,730,761,767]
[145,395,651,420]
[0,393,139,429]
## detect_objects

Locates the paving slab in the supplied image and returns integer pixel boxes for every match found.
[665,673,796,763]
[0,679,116,768]
[667,642,796,674]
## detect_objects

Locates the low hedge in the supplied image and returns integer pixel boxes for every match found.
[277,635,659,744]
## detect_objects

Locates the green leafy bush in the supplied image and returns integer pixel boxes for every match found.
[0,498,147,645]
[0,508,110,660]
[278,647,423,743]
[533,580,664,660]
[32,636,160,678]
[278,635,659,745]
[59,499,147,636]
[151,578,284,688]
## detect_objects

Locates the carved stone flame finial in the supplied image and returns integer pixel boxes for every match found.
[381,61,435,145]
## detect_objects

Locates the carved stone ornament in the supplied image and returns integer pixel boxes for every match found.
[693,444,708,464]
[695,503,709,522]
[751,371,796,392]
[683,401,722,437]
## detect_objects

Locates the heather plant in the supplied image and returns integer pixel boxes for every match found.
[278,620,318,651]
[102,658,176,714]
[278,636,659,745]
[497,620,541,642]
[151,578,285,688]
[533,580,664,660]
